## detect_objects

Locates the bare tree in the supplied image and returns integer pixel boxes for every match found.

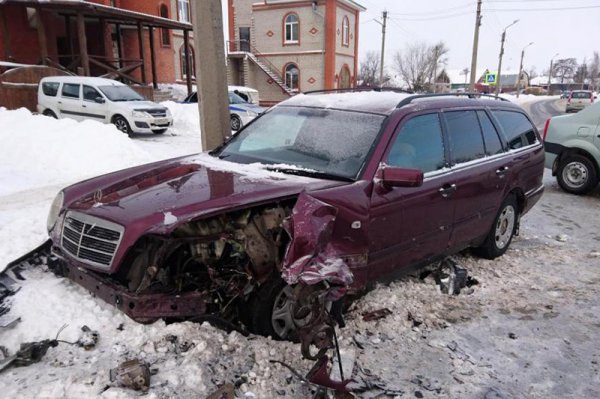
[526,66,538,79]
[588,52,599,90]
[554,58,578,84]
[429,41,449,85]
[358,51,381,87]
[574,60,588,85]
[393,41,449,92]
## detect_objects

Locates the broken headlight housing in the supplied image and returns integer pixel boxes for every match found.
[47,190,64,232]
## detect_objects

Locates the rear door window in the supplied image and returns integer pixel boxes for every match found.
[572,92,591,99]
[444,110,485,164]
[41,82,59,96]
[61,83,80,99]
[387,113,446,173]
[477,111,504,155]
[492,110,537,150]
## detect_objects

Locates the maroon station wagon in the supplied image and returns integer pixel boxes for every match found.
[45,91,544,347]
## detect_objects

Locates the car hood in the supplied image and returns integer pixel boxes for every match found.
[229,103,266,114]
[111,100,167,110]
[64,154,345,234]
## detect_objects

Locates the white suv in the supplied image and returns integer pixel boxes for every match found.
[37,76,173,135]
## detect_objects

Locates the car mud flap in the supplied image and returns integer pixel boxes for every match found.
[0,240,53,329]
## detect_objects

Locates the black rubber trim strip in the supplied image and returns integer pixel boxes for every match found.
[61,110,105,119]
[544,141,566,155]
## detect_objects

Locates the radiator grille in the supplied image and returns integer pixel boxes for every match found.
[60,212,124,269]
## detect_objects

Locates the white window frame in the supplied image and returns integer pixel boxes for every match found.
[178,0,190,23]
[285,63,299,92]
[342,16,350,46]
[284,14,299,44]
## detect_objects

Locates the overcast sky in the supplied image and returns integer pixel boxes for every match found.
[356,0,600,76]
[221,0,600,77]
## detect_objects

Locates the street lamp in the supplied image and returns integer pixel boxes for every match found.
[495,19,519,98]
[547,52,559,95]
[516,41,534,98]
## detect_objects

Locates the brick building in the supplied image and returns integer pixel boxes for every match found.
[0,0,194,90]
[227,0,365,104]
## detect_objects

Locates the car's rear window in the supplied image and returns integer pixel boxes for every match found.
[492,110,537,150]
[572,92,591,99]
[41,82,59,97]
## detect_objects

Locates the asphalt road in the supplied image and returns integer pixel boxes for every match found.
[523,97,566,129]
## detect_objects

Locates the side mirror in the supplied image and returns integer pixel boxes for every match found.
[95,96,106,104]
[377,166,424,188]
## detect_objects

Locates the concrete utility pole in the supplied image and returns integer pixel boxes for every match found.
[516,42,533,98]
[192,0,230,151]
[495,19,518,98]
[379,10,387,85]
[469,0,482,92]
[547,52,559,95]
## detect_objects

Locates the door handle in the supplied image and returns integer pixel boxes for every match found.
[57,101,62,104]
[439,183,457,198]
[495,166,509,177]
[82,104,87,108]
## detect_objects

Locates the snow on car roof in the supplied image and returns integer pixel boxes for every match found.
[39,76,125,86]
[281,91,412,115]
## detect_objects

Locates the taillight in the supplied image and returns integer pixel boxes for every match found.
[543,118,550,141]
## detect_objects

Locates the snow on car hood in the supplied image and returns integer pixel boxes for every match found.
[64,154,345,233]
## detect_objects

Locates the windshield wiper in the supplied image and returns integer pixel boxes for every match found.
[266,167,353,182]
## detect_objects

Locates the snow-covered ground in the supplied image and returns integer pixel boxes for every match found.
[1,96,599,398]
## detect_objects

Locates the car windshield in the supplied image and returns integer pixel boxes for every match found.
[216,106,385,180]
[98,85,145,101]
[229,92,248,104]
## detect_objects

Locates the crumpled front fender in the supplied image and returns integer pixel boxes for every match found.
[281,192,353,300]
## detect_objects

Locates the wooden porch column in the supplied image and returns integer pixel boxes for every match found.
[65,15,74,56]
[35,8,49,65]
[115,23,123,69]
[76,13,90,75]
[148,26,157,89]
[0,6,13,60]
[137,22,147,84]
[183,29,192,96]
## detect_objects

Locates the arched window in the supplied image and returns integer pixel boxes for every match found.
[342,16,349,47]
[180,45,195,79]
[339,65,351,89]
[159,4,170,46]
[284,63,299,91]
[284,13,299,44]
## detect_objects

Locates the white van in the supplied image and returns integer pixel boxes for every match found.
[37,76,173,134]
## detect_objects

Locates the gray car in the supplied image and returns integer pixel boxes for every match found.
[544,100,600,194]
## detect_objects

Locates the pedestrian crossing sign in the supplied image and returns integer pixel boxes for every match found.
[485,73,497,85]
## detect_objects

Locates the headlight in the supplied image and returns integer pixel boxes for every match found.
[246,110,258,117]
[47,190,64,232]
[132,110,149,118]
[165,108,172,117]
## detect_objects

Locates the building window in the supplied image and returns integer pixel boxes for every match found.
[159,4,170,46]
[342,16,349,47]
[284,13,299,44]
[178,0,190,23]
[180,45,195,79]
[284,63,299,91]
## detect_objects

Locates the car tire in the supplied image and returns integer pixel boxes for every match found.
[557,154,598,195]
[230,114,242,131]
[474,195,518,260]
[112,115,131,135]
[245,277,295,340]
[42,109,57,118]
[152,129,167,134]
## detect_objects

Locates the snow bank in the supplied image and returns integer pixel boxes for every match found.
[161,101,201,138]
[499,94,558,105]
[0,107,153,196]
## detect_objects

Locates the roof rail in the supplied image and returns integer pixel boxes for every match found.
[396,92,509,108]
[304,87,413,95]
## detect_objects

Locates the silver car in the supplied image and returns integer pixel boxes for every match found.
[566,90,594,113]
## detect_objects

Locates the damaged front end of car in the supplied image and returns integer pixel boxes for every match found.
[48,192,354,366]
